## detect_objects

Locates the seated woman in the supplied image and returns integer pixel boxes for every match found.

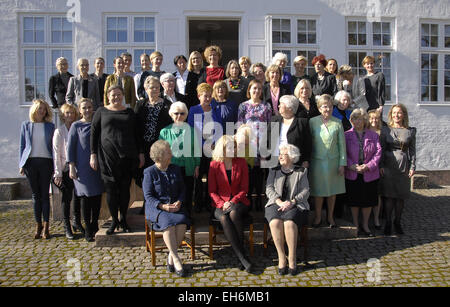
[143,140,191,277]
[265,143,309,276]
[208,135,254,273]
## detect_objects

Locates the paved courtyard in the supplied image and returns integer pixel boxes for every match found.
[0,188,448,287]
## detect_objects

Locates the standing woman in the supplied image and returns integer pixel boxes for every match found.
[208,135,253,273]
[49,57,73,109]
[336,65,356,101]
[309,94,347,228]
[91,85,145,235]
[67,98,104,242]
[90,57,109,105]
[310,54,338,100]
[52,103,79,239]
[159,102,200,216]
[250,63,267,85]
[19,99,55,239]
[263,64,291,116]
[134,53,151,100]
[238,79,272,211]
[379,104,416,235]
[204,45,225,86]
[325,58,338,75]
[211,80,239,134]
[66,58,101,110]
[185,51,206,108]
[224,59,250,104]
[294,79,320,119]
[239,56,254,80]
[344,109,381,237]
[160,73,185,104]
[368,110,383,229]
[272,52,292,91]
[103,57,137,108]
[355,55,385,112]
[292,55,310,89]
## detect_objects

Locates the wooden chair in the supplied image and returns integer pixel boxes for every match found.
[145,219,195,266]
[208,212,254,260]
[263,218,308,262]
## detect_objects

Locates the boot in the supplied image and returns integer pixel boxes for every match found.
[84,224,94,242]
[72,197,85,235]
[42,222,51,239]
[64,220,74,240]
[106,218,119,235]
[34,222,43,239]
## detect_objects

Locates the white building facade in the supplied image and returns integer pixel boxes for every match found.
[1,0,449,180]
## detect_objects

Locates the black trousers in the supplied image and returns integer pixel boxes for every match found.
[23,158,53,223]
[80,195,102,233]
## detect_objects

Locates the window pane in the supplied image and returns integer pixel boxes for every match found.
[298,33,306,44]
[118,17,127,29]
[430,24,438,35]
[445,87,450,101]
[107,30,116,42]
[431,70,438,85]
[24,50,35,66]
[35,30,44,43]
[118,30,127,42]
[373,22,381,33]
[63,19,72,31]
[35,17,44,30]
[135,31,144,42]
[135,17,145,30]
[107,17,116,29]
[430,54,438,69]
[358,34,366,45]
[282,32,290,44]
[297,20,306,32]
[24,17,33,30]
[272,32,280,43]
[446,37,450,48]
[382,22,390,34]
[308,33,316,44]
[348,33,357,45]
[24,30,34,43]
[308,20,316,31]
[382,34,391,46]
[421,86,429,101]
[281,19,290,31]
[348,21,356,33]
[146,17,155,30]
[421,24,429,35]
[272,19,280,31]
[445,71,450,86]
[421,70,429,86]
[52,31,61,43]
[63,31,72,43]
[358,22,366,34]
[145,32,155,42]
[35,50,45,66]
[421,36,429,47]
[373,34,381,46]
[421,54,429,69]
[430,86,438,101]
[52,18,61,30]
[445,55,450,70]
[430,36,438,47]
[36,68,45,85]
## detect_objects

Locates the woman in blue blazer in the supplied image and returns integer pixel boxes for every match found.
[19,99,55,239]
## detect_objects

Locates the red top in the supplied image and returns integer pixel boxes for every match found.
[208,158,250,208]
[206,66,225,86]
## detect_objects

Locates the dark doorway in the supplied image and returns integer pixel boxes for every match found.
[189,19,239,67]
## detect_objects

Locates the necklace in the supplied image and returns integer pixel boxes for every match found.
[229,78,240,90]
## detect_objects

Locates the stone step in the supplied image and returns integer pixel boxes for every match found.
[95,201,357,247]
[0,182,20,201]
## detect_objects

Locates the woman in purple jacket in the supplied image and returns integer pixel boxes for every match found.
[344,108,381,237]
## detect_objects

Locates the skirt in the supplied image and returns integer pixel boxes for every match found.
[345,174,378,208]
[264,204,309,228]
[151,208,191,231]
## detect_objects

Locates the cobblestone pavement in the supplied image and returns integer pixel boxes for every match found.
[0,188,448,287]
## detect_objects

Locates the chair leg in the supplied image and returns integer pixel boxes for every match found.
[145,220,150,252]
[150,228,156,266]
[249,223,254,257]
[208,225,214,260]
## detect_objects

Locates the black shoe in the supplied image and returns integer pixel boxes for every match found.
[64,222,74,240]
[175,266,187,277]
[278,266,288,275]
[312,220,321,228]
[394,221,404,235]
[106,220,118,235]
[374,224,382,230]
[289,266,298,276]
[384,223,392,236]
[167,256,175,273]
[358,228,374,237]
[72,223,85,235]
[120,220,131,233]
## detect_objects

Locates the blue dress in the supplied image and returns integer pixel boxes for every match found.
[67,120,104,197]
[210,98,238,134]
[143,164,191,231]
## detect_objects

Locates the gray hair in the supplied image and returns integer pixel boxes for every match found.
[279,143,300,164]
[160,72,175,84]
[279,95,299,115]
[334,90,352,106]
[349,108,369,127]
[272,52,288,65]
[55,57,67,67]
[169,101,188,117]
[150,140,171,163]
[144,76,160,90]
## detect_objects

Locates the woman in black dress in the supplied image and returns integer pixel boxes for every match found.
[355,55,386,112]
[90,85,145,235]
[310,54,337,100]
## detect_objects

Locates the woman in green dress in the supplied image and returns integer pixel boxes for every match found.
[309,94,347,228]
[159,101,200,215]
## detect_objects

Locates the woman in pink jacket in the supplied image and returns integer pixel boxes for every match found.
[344,108,381,237]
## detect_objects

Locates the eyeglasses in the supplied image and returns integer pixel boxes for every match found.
[173,112,185,116]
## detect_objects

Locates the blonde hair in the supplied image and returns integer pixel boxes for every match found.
[239,56,252,66]
[293,55,307,65]
[204,45,223,63]
[349,108,369,128]
[317,94,334,109]
[362,55,375,66]
[150,51,163,62]
[212,135,236,162]
[265,64,283,82]
[368,109,382,132]
[59,103,79,122]
[29,99,52,123]
[212,80,229,100]
[187,51,204,72]
[294,79,312,99]
[196,83,213,96]
[388,104,409,128]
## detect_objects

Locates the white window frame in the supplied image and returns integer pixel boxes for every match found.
[103,14,157,74]
[419,19,450,104]
[346,17,396,103]
[19,14,74,105]
[271,15,320,75]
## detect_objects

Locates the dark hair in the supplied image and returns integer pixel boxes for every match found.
[174,55,188,66]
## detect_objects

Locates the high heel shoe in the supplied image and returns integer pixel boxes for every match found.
[288,266,298,276]
[167,256,175,273]
[106,220,118,235]
[277,266,288,275]
[120,220,131,233]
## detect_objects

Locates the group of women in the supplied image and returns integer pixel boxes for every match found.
[20,46,416,276]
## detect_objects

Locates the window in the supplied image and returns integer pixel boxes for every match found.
[347,18,394,102]
[104,15,156,74]
[271,16,319,74]
[21,15,73,103]
[420,21,450,102]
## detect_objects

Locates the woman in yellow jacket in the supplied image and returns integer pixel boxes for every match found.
[104,57,136,108]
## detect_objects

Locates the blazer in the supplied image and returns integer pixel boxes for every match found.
[19,121,55,168]
[309,115,347,165]
[49,72,73,108]
[142,164,185,223]
[103,74,137,108]
[268,116,312,164]
[265,165,310,211]
[344,128,381,182]
[262,82,291,115]
[65,75,101,109]
[208,158,250,209]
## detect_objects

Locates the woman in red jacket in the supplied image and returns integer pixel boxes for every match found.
[208,135,253,273]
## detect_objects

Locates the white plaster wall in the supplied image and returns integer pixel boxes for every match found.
[0,0,449,178]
